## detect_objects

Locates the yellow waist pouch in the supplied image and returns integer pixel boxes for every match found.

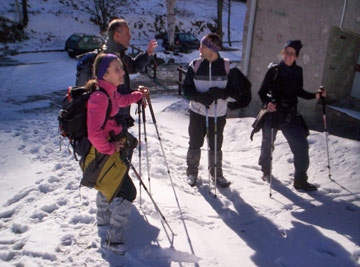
[80,145,128,203]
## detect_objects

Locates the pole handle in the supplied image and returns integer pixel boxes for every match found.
[319,85,326,115]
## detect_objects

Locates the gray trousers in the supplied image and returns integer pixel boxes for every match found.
[186,110,226,178]
[96,192,132,243]
[258,114,310,183]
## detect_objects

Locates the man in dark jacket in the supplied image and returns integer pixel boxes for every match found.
[258,40,326,191]
[94,19,157,254]
[182,33,249,188]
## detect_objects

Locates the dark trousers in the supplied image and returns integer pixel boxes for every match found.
[258,114,310,183]
[187,110,226,177]
[116,173,136,202]
[116,145,136,202]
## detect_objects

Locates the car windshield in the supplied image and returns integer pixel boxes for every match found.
[92,37,103,45]
[69,35,81,41]
[189,35,197,41]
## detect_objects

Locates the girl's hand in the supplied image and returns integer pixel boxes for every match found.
[267,102,277,112]
[114,141,124,152]
[138,86,149,108]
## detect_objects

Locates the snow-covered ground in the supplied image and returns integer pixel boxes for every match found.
[0,50,360,267]
[1,0,360,266]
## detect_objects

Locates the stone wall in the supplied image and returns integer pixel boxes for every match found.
[241,0,360,137]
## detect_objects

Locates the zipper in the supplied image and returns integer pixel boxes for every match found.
[209,62,212,86]
[98,162,115,184]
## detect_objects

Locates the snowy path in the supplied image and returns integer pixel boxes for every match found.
[0,94,359,266]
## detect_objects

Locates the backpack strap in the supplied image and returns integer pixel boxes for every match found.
[96,88,112,129]
[193,58,203,74]
[193,58,230,75]
[223,58,230,75]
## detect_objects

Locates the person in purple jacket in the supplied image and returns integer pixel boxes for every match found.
[85,53,145,254]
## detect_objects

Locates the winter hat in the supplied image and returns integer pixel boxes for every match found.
[283,40,303,57]
[97,54,119,80]
[201,36,221,53]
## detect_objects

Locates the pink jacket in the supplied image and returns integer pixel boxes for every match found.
[87,79,143,155]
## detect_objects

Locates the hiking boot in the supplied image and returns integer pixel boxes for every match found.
[212,176,231,188]
[294,181,318,191]
[103,241,126,255]
[187,175,197,187]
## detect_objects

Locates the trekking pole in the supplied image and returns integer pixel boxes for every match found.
[129,162,176,241]
[214,100,218,198]
[269,117,274,198]
[320,85,332,180]
[269,99,276,198]
[145,94,176,185]
[141,103,152,193]
[145,94,185,219]
[205,107,211,193]
[138,102,142,206]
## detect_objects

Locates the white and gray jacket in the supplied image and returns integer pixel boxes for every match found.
[182,57,234,117]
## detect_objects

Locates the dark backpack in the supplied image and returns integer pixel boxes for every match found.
[226,67,252,110]
[194,58,251,110]
[58,86,112,159]
[75,50,101,86]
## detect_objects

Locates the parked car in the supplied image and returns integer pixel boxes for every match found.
[158,32,200,53]
[65,33,104,58]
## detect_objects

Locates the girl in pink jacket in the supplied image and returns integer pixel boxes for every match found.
[86,53,143,154]
[84,53,145,254]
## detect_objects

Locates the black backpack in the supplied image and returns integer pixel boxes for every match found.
[226,68,252,110]
[58,86,112,159]
[75,50,100,86]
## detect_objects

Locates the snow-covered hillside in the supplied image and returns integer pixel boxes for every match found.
[0,0,246,57]
[0,1,360,266]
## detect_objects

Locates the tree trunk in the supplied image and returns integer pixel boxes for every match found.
[22,0,28,27]
[166,0,176,47]
[217,0,223,42]
[227,0,231,47]
[15,0,22,25]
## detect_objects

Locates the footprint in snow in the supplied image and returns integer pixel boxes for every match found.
[60,234,77,246]
[30,211,48,222]
[38,184,56,193]
[13,240,26,250]
[40,204,58,214]
[0,208,16,219]
[48,176,61,183]
[70,214,95,225]
[57,198,68,206]
[0,251,16,262]
[30,146,40,154]
[17,145,26,151]
[11,223,29,234]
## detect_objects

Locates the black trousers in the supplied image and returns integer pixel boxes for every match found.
[187,110,226,177]
[116,173,136,202]
[258,114,310,183]
[116,145,136,202]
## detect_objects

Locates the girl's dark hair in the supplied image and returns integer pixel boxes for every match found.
[84,53,118,91]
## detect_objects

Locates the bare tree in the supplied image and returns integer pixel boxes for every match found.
[227,0,231,47]
[93,0,112,32]
[15,0,22,25]
[22,0,28,28]
[14,0,28,29]
[91,0,127,32]
[166,0,176,48]
[217,0,223,42]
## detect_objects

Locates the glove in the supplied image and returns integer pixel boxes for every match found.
[195,92,213,107]
[208,87,227,100]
